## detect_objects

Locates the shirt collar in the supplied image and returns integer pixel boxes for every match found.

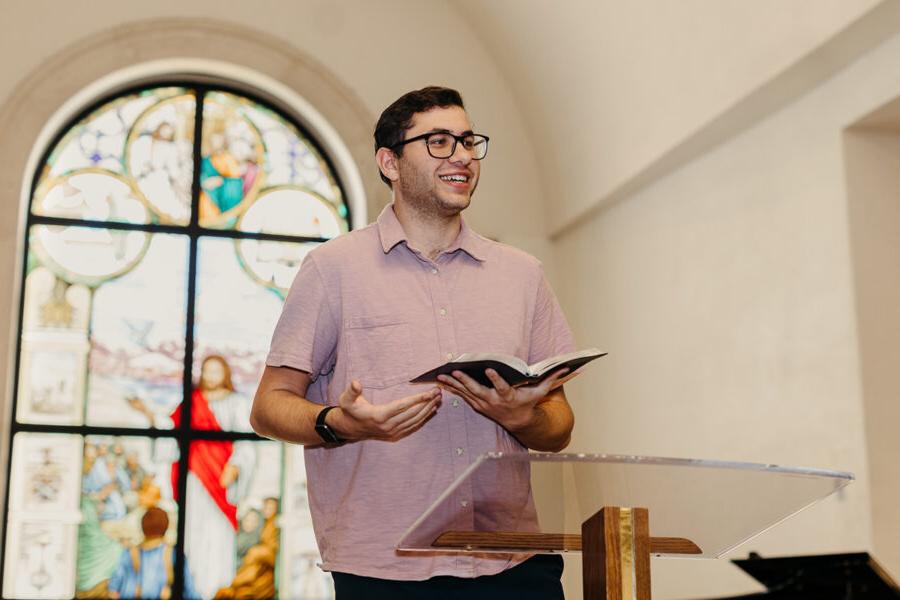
[376,203,489,262]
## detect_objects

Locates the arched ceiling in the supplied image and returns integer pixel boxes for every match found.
[451,0,885,234]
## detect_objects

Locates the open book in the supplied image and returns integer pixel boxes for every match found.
[410,348,606,388]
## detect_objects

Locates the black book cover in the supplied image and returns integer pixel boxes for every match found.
[410,350,606,388]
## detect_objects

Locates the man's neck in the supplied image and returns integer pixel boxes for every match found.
[393,200,462,261]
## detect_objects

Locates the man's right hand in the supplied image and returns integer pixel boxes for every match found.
[327,380,441,442]
[251,366,440,446]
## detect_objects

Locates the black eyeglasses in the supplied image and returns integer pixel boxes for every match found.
[392,131,490,160]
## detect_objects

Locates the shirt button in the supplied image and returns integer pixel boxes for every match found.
[452,398,460,407]
[446,352,453,360]
[439,308,447,316]
[431,267,438,274]
[461,500,469,508]
[456,447,464,456]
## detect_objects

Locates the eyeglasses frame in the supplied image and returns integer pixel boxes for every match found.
[391,130,490,160]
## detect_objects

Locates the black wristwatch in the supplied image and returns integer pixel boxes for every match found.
[315,406,344,444]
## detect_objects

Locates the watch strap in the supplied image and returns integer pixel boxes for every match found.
[315,406,344,444]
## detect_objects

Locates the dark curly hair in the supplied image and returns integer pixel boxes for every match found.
[374,86,465,187]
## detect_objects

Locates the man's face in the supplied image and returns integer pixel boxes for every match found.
[394,106,480,217]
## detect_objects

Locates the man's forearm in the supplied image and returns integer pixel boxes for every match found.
[250,389,324,445]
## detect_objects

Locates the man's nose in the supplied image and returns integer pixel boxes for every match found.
[448,142,473,164]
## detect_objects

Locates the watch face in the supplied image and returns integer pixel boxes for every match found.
[315,408,341,444]
[315,423,337,443]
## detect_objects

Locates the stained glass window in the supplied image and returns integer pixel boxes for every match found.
[4,83,351,599]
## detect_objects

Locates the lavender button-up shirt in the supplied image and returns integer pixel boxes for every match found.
[266,204,575,580]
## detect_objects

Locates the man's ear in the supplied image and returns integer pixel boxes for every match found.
[375,147,400,184]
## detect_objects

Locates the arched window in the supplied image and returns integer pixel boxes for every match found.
[2,83,350,600]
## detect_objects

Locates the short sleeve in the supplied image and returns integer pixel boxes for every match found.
[528,268,576,364]
[266,253,338,380]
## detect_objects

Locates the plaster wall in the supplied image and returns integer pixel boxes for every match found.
[844,127,900,575]
[555,23,900,600]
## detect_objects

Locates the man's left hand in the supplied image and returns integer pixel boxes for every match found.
[437,367,569,434]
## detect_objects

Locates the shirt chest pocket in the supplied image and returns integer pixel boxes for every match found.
[345,315,413,390]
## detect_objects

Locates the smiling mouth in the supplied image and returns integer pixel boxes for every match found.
[439,174,470,183]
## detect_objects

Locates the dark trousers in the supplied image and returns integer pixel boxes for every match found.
[332,554,565,600]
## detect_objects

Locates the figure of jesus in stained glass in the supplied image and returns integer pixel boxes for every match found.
[128,355,257,598]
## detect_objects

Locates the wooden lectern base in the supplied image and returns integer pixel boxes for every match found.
[432,506,701,600]
[583,507,650,600]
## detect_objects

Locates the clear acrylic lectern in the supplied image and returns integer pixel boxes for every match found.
[397,453,853,599]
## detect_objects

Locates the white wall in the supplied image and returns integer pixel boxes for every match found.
[556,18,900,600]
[845,124,900,575]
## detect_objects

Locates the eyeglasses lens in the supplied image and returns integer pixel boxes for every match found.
[426,134,488,160]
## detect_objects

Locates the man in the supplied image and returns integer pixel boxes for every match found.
[251,86,576,599]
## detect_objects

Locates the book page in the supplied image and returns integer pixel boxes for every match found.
[530,348,605,376]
